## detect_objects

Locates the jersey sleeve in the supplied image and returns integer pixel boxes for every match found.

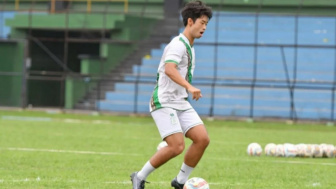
[164,41,185,65]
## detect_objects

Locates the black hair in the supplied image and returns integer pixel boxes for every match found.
[181,0,212,27]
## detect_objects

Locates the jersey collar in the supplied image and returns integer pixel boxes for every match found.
[179,33,193,48]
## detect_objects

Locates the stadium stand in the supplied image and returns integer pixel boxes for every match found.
[97,12,336,120]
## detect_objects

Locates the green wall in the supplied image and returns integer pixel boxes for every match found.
[0,41,25,107]
[6,14,125,29]
[3,1,164,19]
[65,77,96,109]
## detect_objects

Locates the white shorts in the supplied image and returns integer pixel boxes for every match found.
[151,108,203,139]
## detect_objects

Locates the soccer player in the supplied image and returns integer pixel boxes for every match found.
[131,1,212,188]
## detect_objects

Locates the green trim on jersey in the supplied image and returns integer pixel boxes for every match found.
[164,60,179,65]
[151,73,162,110]
[179,37,193,83]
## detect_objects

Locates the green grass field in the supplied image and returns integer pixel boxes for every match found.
[0,109,335,189]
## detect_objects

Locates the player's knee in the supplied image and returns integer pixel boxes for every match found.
[170,142,185,156]
[176,142,185,155]
[201,135,210,148]
[204,136,210,148]
[196,135,210,149]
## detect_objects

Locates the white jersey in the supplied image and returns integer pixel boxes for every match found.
[150,33,196,112]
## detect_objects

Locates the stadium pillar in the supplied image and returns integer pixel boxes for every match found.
[164,0,183,17]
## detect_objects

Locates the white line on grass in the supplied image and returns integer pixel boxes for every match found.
[0,178,324,188]
[0,177,86,183]
[209,157,336,166]
[0,178,229,186]
[1,116,112,125]
[1,115,155,126]
[1,116,52,122]
[4,147,335,166]
[104,180,226,186]
[3,147,143,156]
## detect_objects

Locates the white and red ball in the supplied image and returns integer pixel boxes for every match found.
[275,144,285,157]
[303,144,313,158]
[311,144,323,158]
[247,143,262,156]
[295,143,307,157]
[183,177,210,189]
[264,143,277,156]
[284,143,297,157]
[156,141,168,151]
[304,144,313,157]
[322,144,335,158]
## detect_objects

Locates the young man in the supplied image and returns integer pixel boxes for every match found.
[131,1,212,189]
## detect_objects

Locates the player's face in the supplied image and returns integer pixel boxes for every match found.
[191,15,209,39]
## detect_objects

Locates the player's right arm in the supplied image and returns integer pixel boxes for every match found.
[165,63,202,101]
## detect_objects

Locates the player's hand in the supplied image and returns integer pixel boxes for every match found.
[187,86,202,101]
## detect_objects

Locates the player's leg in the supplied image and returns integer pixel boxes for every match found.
[172,125,209,188]
[184,124,210,167]
[131,108,185,189]
[132,133,185,189]
[172,109,210,188]
[149,132,185,168]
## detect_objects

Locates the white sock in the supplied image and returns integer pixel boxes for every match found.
[137,161,155,180]
[176,163,194,184]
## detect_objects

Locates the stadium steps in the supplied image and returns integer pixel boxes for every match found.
[74,17,181,110]
[95,12,336,119]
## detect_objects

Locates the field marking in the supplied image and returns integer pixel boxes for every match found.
[0,178,284,188]
[2,147,142,156]
[1,115,154,126]
[105,180,226,185]
[0,177,88,183]
[1,116,52,122]
[0,178,229,186]
[209,157,336,166]
[0,178,325,188]
[1,116,113,125]
[3,147,335,166]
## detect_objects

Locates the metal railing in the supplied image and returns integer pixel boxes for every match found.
[14,0,128,13]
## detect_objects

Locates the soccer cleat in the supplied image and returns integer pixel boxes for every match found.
[130,172,148,189]
[171,178,184,189]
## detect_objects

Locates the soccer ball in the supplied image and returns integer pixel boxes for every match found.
[295,143,307,157]
[264,143,277,156]
[275,144,285,157]
[247,143,262,156]
[311,144,323,158]
[156,141,168,151]
[319,143,328,157]
[183,177,209,189]
[303,144,313,158]
[283,143,297,157]
[323,144,335,158]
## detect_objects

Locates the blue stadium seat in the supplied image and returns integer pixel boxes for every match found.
[0,12,15,38]
[98,12,336,120]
